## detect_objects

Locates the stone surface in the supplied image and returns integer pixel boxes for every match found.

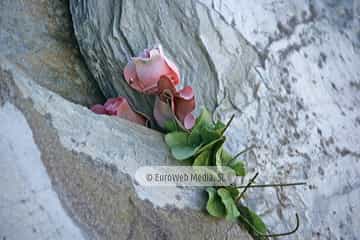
[0,0,104,106]
[0,59,252,240]
[70,0,258,117]
[0,102,86,240]
[70,0,360,239]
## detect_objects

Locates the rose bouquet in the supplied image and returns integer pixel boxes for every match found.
[91,45,303,239]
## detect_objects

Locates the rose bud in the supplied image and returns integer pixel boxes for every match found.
[91,97,148,126]
[124,45,180,94]
[153,76,195,129]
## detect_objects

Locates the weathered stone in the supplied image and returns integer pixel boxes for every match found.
[70,0,360,239]
[70,0,258,117]
[0,59,252,240]
[0,0,104,106]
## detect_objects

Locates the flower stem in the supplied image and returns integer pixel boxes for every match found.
[238,212,300,238]
[261,213,300,238]
[229,145,255,163]
[236,172,259,202]
[221,114,235,135]
[236,182,307,188]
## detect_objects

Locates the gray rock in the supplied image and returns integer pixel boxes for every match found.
[0,0,104,106]
[0,59,252,240]
[70,0,258,117]
[70,0,360,239]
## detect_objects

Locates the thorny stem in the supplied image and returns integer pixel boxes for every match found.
[221,114,235,135]
[236,172,259,202]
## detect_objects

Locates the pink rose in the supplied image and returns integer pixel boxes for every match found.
[124,46,180,94]
[91,97,148,126]
[153,77,196,129]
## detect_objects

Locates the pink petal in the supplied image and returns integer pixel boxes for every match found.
[158,46,180,86]
[184,114,196,129]
[123,61,145,93]
[124,61,137,82]
[177,86,194,100]
[174,87,196,123]
[103,97,147,125]
[125,46,180,94]
[163,56,180,86]
[156,79,196,129]
[104,97,124,115]
[133,51,170,93]
[153,96,174,128]
[158,76,177,96]
[91,104,107,114]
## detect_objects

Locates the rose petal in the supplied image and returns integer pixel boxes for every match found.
[174,87,196,123]
[153,96,174,128]
[133,51,169,93]
[184,113,196,129]
[177,86,194,100]
[163,56,180,85]
[158,46,180,86]
[157,79,196,129]
[124,61,137,82]
[113,98,147,125]
[123,61,146,93]
[158,76,177,96]
[104,97,123,115]
[92,97,147,126]
[124,46,180,94]
[91,104,107,114]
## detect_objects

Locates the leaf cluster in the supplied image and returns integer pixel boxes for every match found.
[164,108,268,239]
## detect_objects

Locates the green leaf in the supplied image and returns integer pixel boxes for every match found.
[165,132,188,147]
[193,150,211,166]
[214,120,226,131]
[217,188,240,220]
[192,111,227,144]
[171,146,200,161]
[229,161,246,176]
[238,205,267,238]
[193,108,213,132]
[200,125,221,143]
[188,131,202,146]
[190,108,227,151]
[197,137,225,155]
[213,140,233,173]
[214,120,227,135]
[215,145,224,168]
[214,147,246,176]
[206,187,226,218]
[226,186,240,199]
[165,132,202,160]
[221,149,233,165]
[164,120,178,132]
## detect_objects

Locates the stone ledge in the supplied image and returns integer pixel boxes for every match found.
[0,58,252,240]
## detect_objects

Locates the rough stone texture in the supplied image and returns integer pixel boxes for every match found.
[0,0,104,106]
[70,0,258,117]
[0,59,252,240]
[0,99,86,240]
[71,0,360,239]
